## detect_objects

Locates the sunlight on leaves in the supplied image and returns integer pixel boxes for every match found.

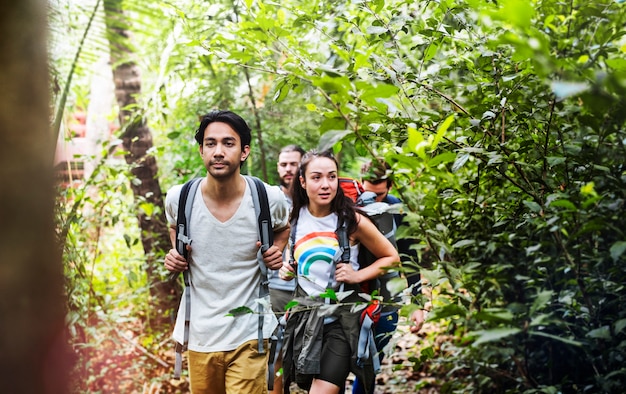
[551,81,590,101]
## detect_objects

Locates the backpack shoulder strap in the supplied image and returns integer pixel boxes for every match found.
[173,177,202,379]
[336,218,351,264]
[243,175,272,355]
[176,178,202,258]
[245,175,274,252]
[289,218,299,289]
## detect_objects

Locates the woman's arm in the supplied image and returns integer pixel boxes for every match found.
[334,212,399,284]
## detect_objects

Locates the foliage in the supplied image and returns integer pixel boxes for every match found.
[50,0,626,392]
[195,0,626,392]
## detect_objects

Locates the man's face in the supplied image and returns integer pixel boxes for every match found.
[277,151,302,188]
[362,180,389,202]
[199,122,249,179]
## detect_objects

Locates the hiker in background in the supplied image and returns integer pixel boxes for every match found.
[270,144,305,313]
[279,150,399,394]
[163,110,290,394]
[276,144,306,205]
[349,160,425,394]
[269,144,305,394]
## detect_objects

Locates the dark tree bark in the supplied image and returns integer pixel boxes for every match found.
[0,1,71,392]
[103,0,179,326]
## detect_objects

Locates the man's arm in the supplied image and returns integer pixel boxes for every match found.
[164,223,189,273]
[260,224,290,270]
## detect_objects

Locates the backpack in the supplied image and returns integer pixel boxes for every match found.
[339,177,365,202]
[171,175,279,388]
[338,179,402,304]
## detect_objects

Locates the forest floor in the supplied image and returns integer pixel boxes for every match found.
[72,315,444,393]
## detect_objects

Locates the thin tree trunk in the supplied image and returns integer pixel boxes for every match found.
[103,0,179,326]
[0,1,71,392]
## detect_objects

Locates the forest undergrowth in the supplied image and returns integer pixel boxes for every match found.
[69,311,446,394]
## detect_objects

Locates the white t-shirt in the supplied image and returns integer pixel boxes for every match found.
[292,206,359,297]
[165,176,289,352]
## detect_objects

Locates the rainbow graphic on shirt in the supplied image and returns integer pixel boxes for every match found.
[293,231,339,276]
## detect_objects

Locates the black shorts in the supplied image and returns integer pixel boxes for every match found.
[318,320,351,388]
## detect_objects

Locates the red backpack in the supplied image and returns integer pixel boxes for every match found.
[339,177,364,202]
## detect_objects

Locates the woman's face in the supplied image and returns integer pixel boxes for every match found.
[300,157,338,210]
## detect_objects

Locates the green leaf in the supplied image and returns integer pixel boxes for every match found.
[139,202,154,216]
[273,81,291,103]
[529,331,583,347]
[549,199,577,211]
[610,241,626,262]
[407,127,427,159]
[586,326,611,340]
[469,327,521,346]
[498,0,534,29]
[227,306,254,317]
[385,276,408,297]
[474,308,514,324]
[581,182,597,196]
[319,288,337,301]
[530,290,553,315]
[424,43,438,62]
[318,129,353,151]
[606,58,626,71]
[615,318,626,334]
[523,200,542,213]
[451,153,470,173]
[452,239,475,248]
[366,26,388,35]
[431,114,454,150]
[428,152,456,167]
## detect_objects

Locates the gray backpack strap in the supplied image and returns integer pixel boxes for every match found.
[244,175,272,355]
[288,219,299,289]
[173,177,202,379]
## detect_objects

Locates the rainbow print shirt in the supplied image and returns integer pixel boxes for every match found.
[293,207,359,296]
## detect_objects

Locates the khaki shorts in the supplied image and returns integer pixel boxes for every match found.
[188,339,269,394]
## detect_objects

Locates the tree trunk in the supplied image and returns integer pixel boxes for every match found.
[104,0,179,326]
[0,1,71,392]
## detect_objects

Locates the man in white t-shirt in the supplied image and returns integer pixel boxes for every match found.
[164,110,290,394]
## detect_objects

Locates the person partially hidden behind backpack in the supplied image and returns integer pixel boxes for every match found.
[163,110,290,394]
[279,150,399,394]
[349,160,425,394]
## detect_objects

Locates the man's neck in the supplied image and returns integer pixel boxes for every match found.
[203,173,245,202]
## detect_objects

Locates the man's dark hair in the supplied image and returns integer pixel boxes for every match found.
[279,144,305,157]
[362,160,392,188]
[194,110,252,150]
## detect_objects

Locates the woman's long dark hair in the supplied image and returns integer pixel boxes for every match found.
[289,150,359,235]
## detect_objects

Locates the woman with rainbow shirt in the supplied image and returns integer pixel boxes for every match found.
[279,150,398,394]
